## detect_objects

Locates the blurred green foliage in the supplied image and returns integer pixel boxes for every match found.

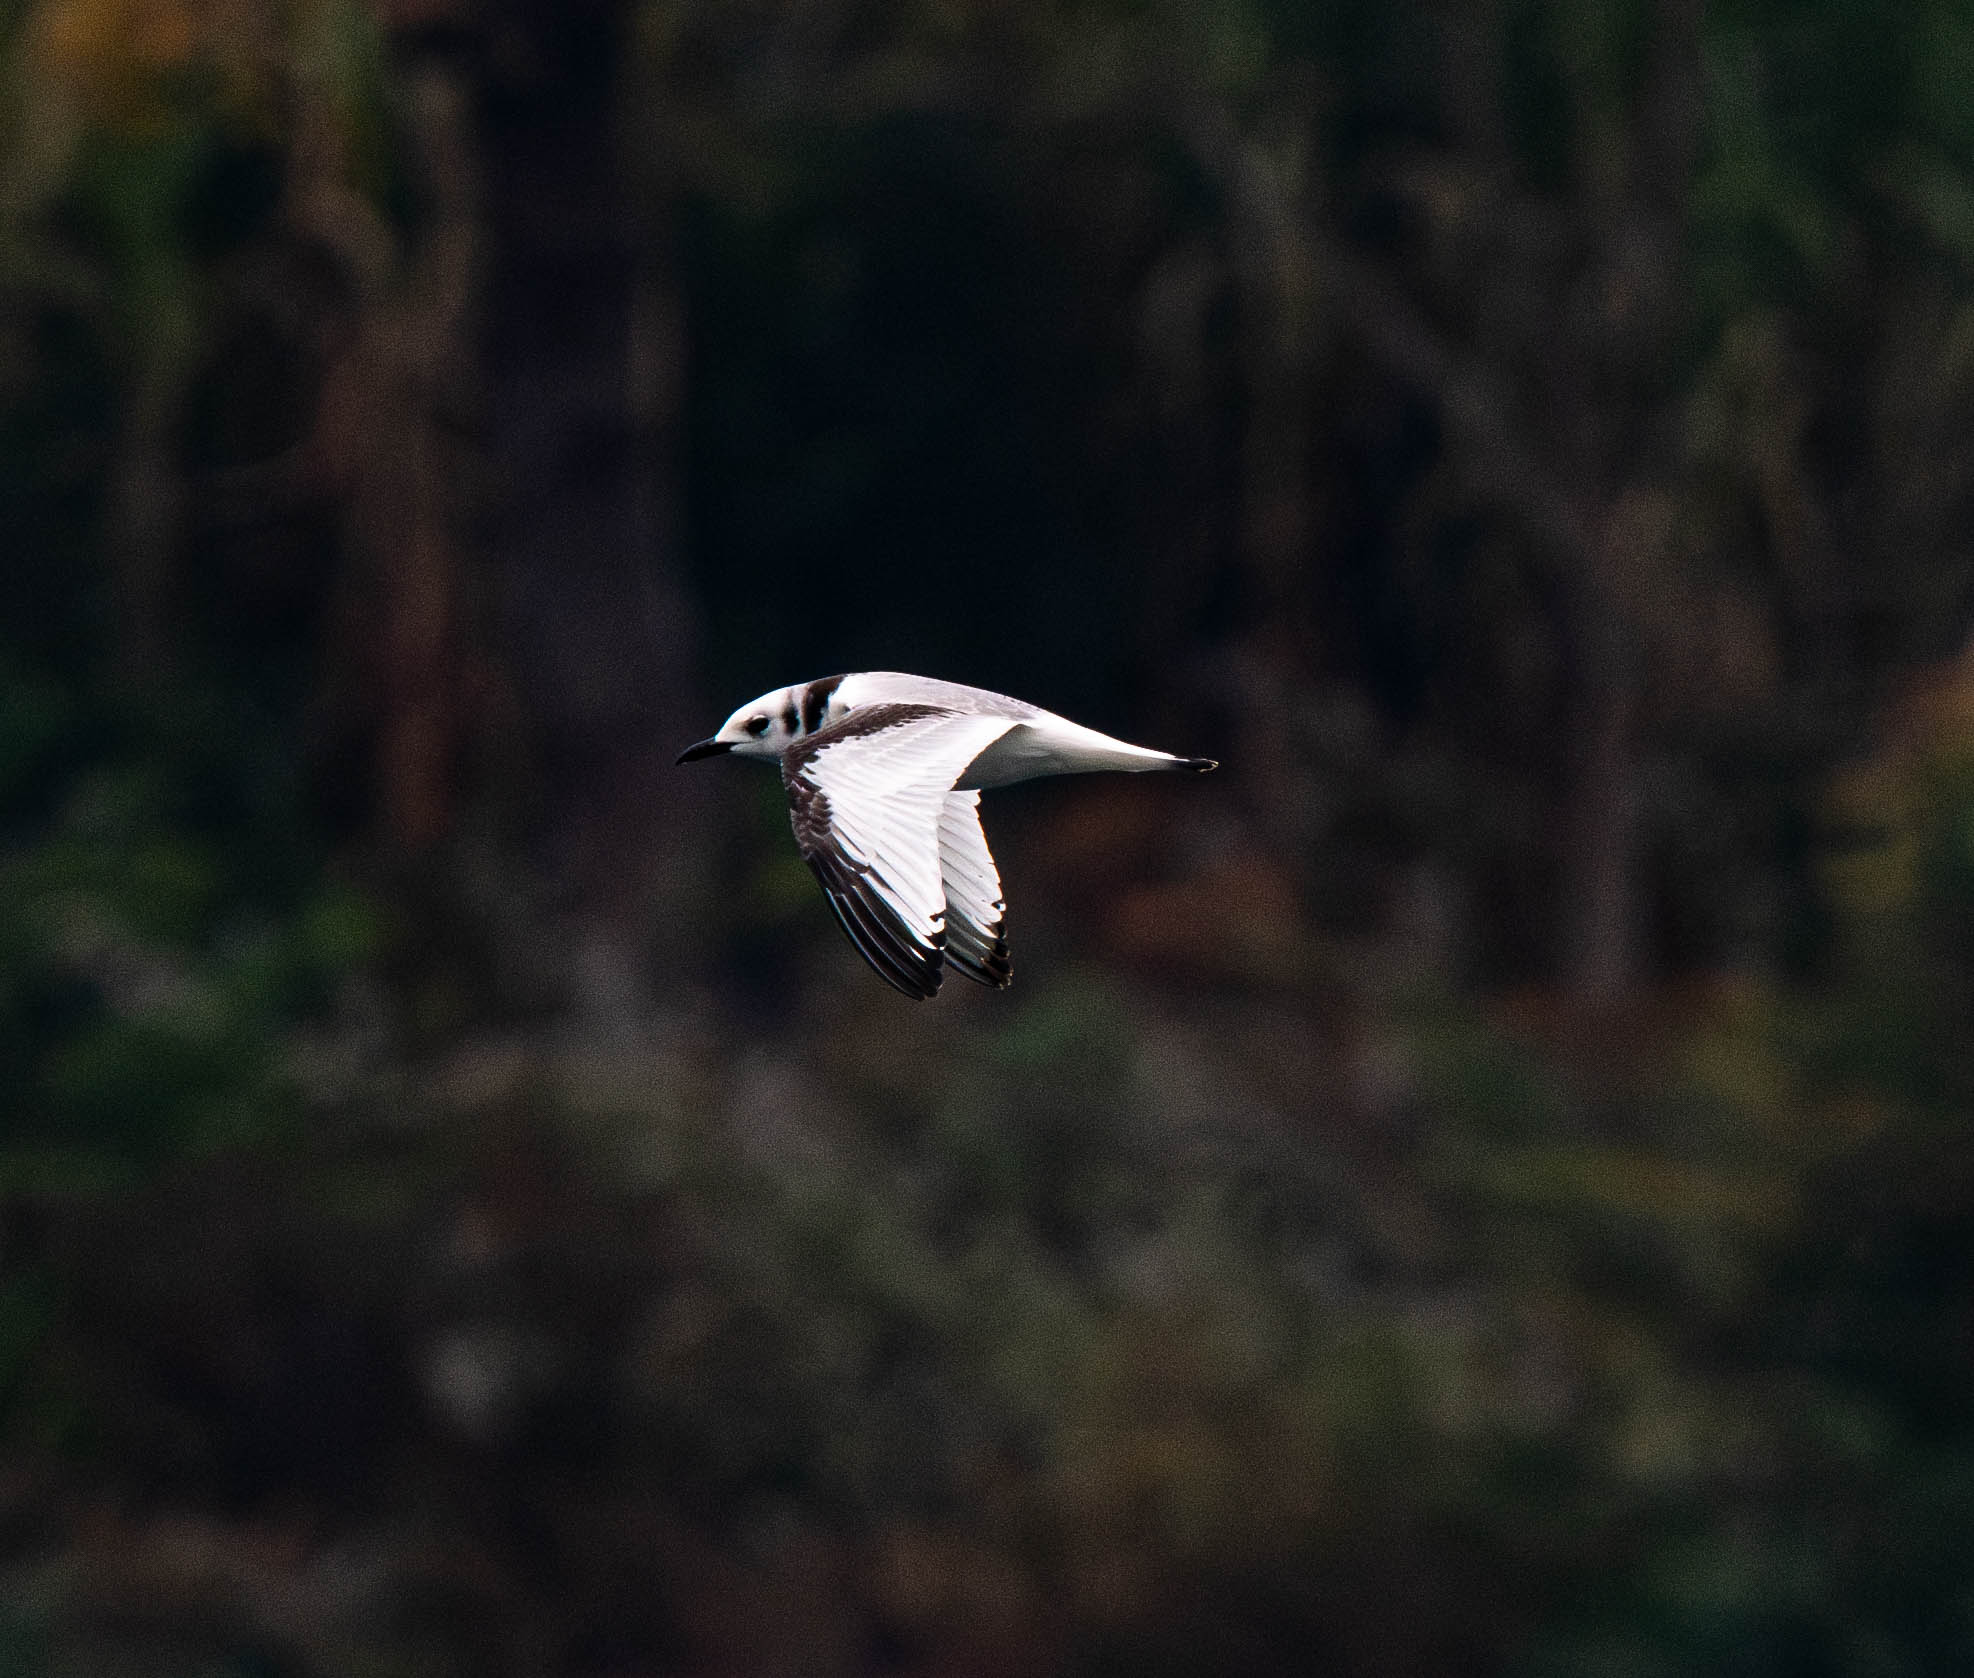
[0,660,377,1169]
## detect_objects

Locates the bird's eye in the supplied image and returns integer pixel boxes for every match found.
[746,715,771,737]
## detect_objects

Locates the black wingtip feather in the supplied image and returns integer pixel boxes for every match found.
[810,856,946,999]
[823,888,937,999]
[944,913,1012,989]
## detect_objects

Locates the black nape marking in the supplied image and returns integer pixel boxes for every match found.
[782,700,799,732]
[801,673,845,734]
[780,702,946,779]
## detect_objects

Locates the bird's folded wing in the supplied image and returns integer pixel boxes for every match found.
[939,792,1010,988]
[782,705,1015,998]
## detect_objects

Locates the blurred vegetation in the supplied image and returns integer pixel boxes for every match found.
[4,0,1974,1674]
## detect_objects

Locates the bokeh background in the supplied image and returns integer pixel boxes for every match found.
[6,0,1974,1672]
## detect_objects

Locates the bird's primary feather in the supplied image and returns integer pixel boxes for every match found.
[782,704,1015,998]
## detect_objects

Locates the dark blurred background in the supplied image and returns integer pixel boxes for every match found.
[6,0,1974,1672]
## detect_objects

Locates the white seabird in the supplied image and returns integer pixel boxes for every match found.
[678,672,1216,998]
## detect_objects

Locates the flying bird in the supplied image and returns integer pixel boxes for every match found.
[678,673,1216,998]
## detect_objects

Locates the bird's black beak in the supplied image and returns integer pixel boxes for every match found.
[676,738,733,764]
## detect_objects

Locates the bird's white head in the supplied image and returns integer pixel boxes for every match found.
[679,677,861,764]
[677,686,799,762]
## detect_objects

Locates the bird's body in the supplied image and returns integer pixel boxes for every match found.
[678,672,1215,998]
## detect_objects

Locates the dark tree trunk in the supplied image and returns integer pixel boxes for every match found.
[476,0,706,943]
